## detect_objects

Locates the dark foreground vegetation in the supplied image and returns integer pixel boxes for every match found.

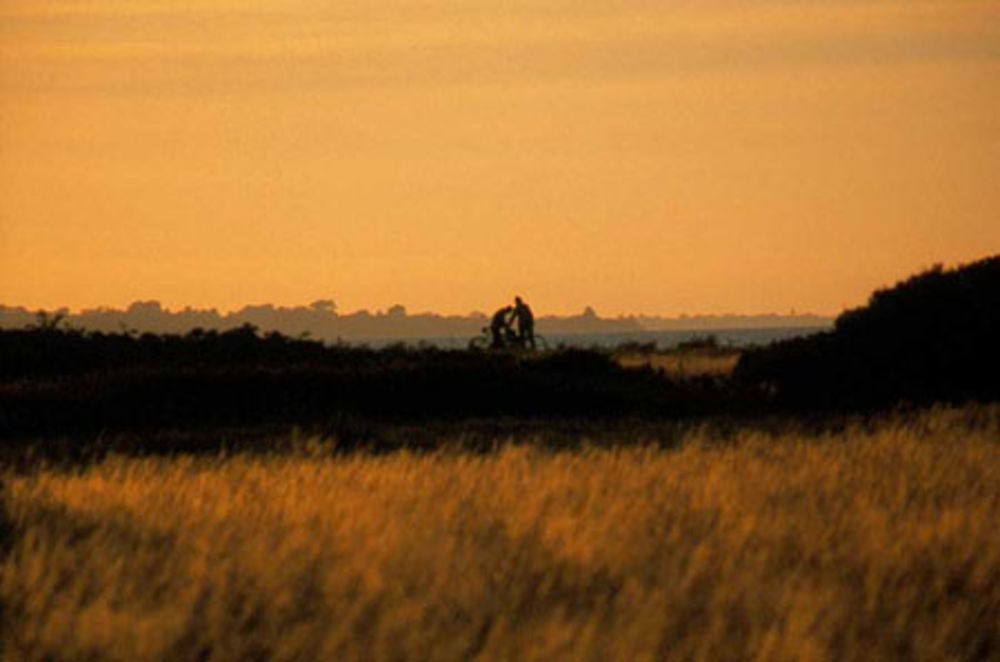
[1,255,997,458]
[0,324,738,449]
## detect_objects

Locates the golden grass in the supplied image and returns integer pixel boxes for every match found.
[3,406,999,661]
[615,350,741,378]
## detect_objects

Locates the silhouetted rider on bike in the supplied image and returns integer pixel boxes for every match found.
[512,296,535,349]
[490,305,514,348]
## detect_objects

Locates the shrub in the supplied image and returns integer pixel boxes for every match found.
[735,255,1000,410]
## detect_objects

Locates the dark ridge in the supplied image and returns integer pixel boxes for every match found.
[4,256,999,457]
[0,326,744,446]
[735,255,1000,411]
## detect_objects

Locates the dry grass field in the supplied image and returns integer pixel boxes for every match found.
[3,405,999,661]
[615,349,741,379]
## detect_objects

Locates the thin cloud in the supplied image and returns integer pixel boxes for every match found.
[2,0,997,98]
[4,3,998,100]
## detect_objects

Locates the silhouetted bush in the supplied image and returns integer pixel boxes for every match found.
[0,327,743,441]
[14,253,994,446]
[735,255,1000,410]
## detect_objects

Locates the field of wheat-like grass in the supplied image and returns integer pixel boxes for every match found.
[615,350,741,378]
[2,406,999,661]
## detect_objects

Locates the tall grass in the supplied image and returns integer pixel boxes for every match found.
[615,349,740,379]
[3,406,999,661]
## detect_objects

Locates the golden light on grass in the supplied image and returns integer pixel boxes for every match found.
[615,349,741,379]
[3,405,999,660]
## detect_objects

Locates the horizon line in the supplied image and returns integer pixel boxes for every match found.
[0,300,836,321]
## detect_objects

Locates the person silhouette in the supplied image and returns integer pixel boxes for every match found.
[490,305,514,348]
[511,296,535,349]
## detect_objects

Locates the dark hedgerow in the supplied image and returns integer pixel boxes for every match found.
[4,255,999,448]
[0,327,738,442]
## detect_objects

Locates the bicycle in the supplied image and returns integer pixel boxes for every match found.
[468,326,548,351]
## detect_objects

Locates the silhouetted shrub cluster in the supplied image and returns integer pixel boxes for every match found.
[9,257,996,443]
[0,324,337,380]
[0,328,738,440]
[735,255,1000,410]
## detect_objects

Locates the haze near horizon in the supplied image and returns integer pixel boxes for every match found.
[2,0,998,317]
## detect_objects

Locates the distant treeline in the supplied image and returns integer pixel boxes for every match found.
[0,300,830,343]
[736,255,1000,411]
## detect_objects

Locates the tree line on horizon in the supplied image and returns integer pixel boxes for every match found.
[0,300,830,342]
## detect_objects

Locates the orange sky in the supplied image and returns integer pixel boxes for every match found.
[2,0,998,316]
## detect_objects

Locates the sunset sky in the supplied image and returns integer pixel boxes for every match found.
[2,0,998,317]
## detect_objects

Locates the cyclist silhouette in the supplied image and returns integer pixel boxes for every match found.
[490,305,514,348]
[511,296,535,349]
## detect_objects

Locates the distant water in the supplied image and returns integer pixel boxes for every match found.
[364,326,830,350]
